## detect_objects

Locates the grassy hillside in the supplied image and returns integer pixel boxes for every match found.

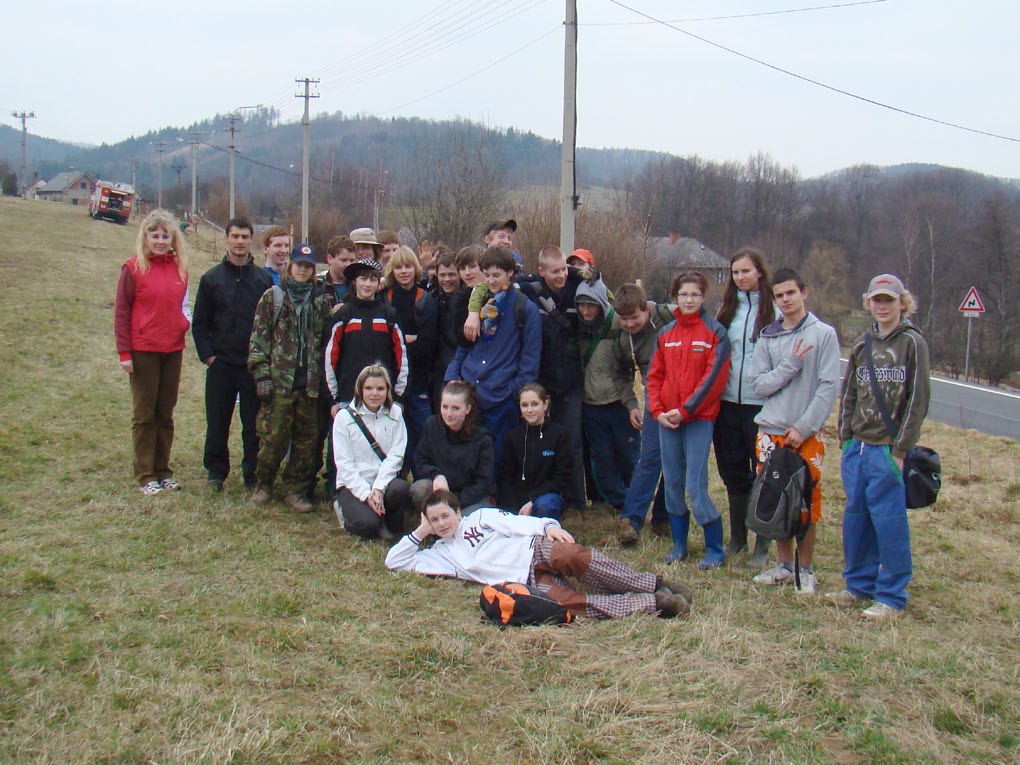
[0,196,1018,763]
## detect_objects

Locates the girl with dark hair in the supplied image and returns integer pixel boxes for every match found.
[332,363,412,539]
[647,272,731,569]
[498,383,575,520]
[114,209,191,495]
[714,247,777,565]
[410,380,495,515]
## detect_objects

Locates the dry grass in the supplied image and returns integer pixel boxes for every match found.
[1,196,1019,764]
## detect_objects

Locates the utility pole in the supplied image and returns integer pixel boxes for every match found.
[171,161,186,188]
[130,159,139,219]
[11,110,36,198]
[296,77,319,241]
[188,131,203,219]
[226,104,261,219]
[373,165,387,232]
[560,0,578,253]
[152,140,168,208]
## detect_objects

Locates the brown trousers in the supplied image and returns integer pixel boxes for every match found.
[130,350,183,484]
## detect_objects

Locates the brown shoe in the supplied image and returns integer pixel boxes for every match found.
[654,590,690,619]
[285,493,314,513]
[251,486,271,505]
[617,518,639,546]
[654,577,694,607]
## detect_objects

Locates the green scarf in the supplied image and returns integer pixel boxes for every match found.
[284,280,314,366]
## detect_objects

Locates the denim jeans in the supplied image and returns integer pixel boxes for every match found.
[532,492,566,520]
[659,418,719,526]
[583,401,639,508]
[402,390,432,475]
[481,396,521,476]
[621,406,668,530]
[841,440,912,610]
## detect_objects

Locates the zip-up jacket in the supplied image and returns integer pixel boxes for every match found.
[332,401,407,500]
[611,301,675,411]
[646,307,730,422]
[324,296,408,404]
[383,284,438,395]
[748,312,840,439]
[497,419,574,511]
[114,254,191,361]
[838,319,930,458]
[517,271,584,397]
[385,508,561,584]
[721,290,770,406]
[192,256,272,366]
[248,285,331,395]
[576,279,631,405]
[414,414,495,508]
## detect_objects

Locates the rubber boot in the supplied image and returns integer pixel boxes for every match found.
[697,517,726,570]
[726,491,749,555]
[747,535,772,568]
[665,513,690,564]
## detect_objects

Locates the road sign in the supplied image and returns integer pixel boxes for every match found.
[959,286,985,317]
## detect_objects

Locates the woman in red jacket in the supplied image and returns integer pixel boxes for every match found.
[647,272,730,569]
[114,210,191,495]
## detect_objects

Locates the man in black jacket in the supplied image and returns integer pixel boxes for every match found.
[192,217,273,491]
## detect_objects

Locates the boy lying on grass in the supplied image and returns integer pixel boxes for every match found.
[385,489,693,619]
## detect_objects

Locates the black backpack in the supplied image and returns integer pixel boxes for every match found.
[479,582,575,627]
[746,446,814,542]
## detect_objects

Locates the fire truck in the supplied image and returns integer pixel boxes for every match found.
[88,180,135,223]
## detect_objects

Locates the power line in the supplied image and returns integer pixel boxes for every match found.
[609,0,1020,144]
[583,0,886,26]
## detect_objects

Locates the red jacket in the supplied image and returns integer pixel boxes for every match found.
[647,308,730,422]
[114,254,190,361]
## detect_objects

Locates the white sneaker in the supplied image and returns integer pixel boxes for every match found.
[794,571,817,595]
[826,589,866,606]
[753,564,795,586]
[862,602,902,621]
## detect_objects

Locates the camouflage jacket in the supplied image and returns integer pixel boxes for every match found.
[248,285,331,396]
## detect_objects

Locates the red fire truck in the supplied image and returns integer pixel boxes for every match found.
[88,180,135,223]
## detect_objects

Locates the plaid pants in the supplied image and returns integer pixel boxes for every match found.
[528,539,657,619]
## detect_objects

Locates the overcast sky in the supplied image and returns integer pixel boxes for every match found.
[6,0,1019,179]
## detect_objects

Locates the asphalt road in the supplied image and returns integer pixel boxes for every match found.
[839,360,1020,441]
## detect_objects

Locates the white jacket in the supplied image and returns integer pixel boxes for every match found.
[332,402,406,500]
[384,508,561,584]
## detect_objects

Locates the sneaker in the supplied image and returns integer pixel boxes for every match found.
[794,571,817,595]
[862,602,902,621]
[616,519,639,546]
[251,487,271,505]
[654,590,691,619]
[285,493,314,513]
[654,577,693,607]
[160,478,181,491]
[139,480,163,496]
[753,564,795,586]
[826,589,867,606]
[206,478,224,493]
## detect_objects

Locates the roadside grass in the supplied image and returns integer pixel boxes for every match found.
[1,196,1018,763]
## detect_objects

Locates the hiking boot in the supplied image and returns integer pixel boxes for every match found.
[654,577,694,607]
[863,602,902,622]
[753,564,795,586]
[251,486,272,505]
[617,519,639,546]
[285,493,314,513]
[654,590,690,619]
[794,571,818,595]
[826,589,867,606]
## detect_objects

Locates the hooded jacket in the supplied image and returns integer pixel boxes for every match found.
[748,312,840,439]
[838,319,930,457]
[497,418,575,511]
[646,307,730,422]
[248,284,332,395]
[611,301,676,411]
[575,279,631,405]
[721,289,772,406]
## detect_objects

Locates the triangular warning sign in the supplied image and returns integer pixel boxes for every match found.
[958,287,985,313]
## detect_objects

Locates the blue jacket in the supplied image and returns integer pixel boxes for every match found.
[445,289,541,409]
[722,290,769,406]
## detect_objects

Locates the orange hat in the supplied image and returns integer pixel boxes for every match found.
[570,248,595,266]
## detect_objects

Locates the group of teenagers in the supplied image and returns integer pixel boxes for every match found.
[115,209,930,623]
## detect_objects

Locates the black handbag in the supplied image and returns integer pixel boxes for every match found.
[864,334,941,509]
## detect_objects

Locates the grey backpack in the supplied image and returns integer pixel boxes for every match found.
[746,446,813,542]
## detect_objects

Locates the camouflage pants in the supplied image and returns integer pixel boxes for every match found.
[254,389,320,495]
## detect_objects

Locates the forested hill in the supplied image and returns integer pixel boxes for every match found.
[0,110,667,196]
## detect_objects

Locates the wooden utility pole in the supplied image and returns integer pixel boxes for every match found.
[152,140,168,209]
[227,104,261,220]
[188,132,203,218]
[560,0,578,253]
[11,110,36,198]
[296,78,320,242]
